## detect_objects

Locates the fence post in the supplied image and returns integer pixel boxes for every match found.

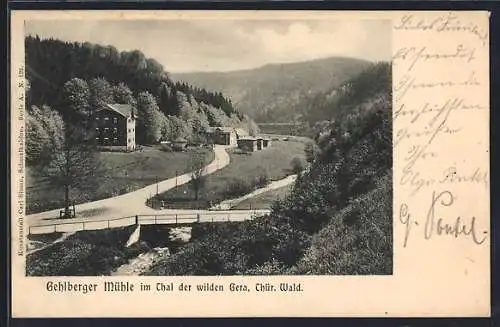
[135,215,138,225]
[175,214,178,225]
[155,215,157,224]
[82,222,85,230]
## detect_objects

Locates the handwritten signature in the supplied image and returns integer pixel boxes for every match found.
[399,190,488,247]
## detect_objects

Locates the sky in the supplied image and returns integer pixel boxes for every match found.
[25,19,391,73]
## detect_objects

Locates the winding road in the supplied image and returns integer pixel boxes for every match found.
[27,145,232,228]
[27,144,299,235]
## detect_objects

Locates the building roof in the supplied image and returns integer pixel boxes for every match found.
[206,126,235,134]
[238,136,257,141]
[234,128,249,137]
[98,103,134,118]
[173,137,187,143]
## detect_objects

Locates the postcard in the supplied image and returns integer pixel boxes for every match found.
[10,10,490,317]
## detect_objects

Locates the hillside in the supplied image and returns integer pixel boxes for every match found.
[172,57,372,123]
[145,62,393,276]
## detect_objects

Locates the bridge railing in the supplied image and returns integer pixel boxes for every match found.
[28,210,267,235]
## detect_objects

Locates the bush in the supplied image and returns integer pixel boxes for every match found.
[304,141,320,163]
[26,226,139,276]
[292,174,392,275]
[145,215,311,276]
[225,178,252,198]
[254,168,269,188]
[290,157,305,174]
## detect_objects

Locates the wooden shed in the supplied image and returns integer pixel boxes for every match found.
[237,137,258,152]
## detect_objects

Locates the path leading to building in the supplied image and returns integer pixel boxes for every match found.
[27,145,231,226]
[211,174,297,210]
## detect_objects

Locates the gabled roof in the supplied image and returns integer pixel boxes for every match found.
[97,103,134,118]
[206,126,235,134]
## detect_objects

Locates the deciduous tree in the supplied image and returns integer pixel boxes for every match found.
[188,152,208,201]
[136,91,163,144]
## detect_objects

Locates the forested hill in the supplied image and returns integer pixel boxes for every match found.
[172,57,372,123]
[146,61,393,276]
[25,36,258,144]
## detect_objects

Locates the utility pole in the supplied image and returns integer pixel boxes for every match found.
[175,170,178,187]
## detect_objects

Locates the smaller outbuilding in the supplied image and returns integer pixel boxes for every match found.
[171,137,188,151]
[256,137,264,150]
[237,137,258,152]
[262,138,271,148]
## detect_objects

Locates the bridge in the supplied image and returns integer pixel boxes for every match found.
[27,209,271,235]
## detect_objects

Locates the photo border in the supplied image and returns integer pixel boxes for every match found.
[4,1,498,325]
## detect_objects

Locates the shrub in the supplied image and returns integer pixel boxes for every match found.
[292,173,392,275]
[26,226,138,276]
[254,168,270,188]
[290,157,305,174]
[225,178,252,198]
[304,141,320,163]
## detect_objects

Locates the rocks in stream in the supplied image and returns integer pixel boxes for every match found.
[168,227,192,243]
[112,247,170,276]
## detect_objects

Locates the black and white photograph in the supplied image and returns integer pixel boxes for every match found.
[24,18,393,277]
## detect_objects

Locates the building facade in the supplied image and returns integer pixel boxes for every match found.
[237,137,258,152]
[94,103,136,151]
[206,127,238,146]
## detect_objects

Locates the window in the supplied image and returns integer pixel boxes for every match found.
[113,128,118,134]
[104,117,109,121]
[104,128,109,132]
[113,137,118,144]
[128,138,131,143]
[104,137,109,140]
[95,128,99,131]
[95,137,99,140]
[96,117,100,120]
[113,117,118,124]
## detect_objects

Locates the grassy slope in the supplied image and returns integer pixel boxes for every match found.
[26,147,214,214]
[290,174,392,275]
[156,140,306,207]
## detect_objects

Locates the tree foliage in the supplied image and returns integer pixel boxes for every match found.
[25,36,259,144]
[42,123,101,217]
[136,91,163,144]
[62,78,90,119]
[26,105,65,166]
[88,77,114,112]
[188,152,208,201]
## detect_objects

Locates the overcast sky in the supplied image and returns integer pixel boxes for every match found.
[25,19,391,73]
